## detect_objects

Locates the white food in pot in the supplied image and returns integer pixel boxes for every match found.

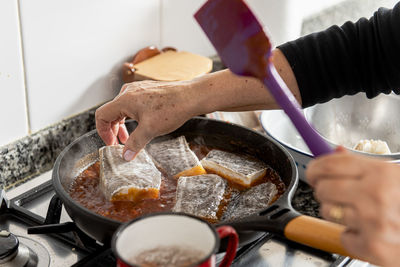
[353,139,391,155]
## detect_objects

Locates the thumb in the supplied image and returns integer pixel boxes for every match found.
[122,124,152,161]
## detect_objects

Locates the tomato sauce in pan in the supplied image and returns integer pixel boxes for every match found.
[69,143,285,223]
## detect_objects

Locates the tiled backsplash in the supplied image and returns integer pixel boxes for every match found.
[159,0,323,55]
[19,0,160,132]
[0,0,28,146]
[0,0,373,148]
[160,0,215,56]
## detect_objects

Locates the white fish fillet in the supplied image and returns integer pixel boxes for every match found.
[223,182,278,221]
[99,145,161,202]
[172,174,227,221]
[201,149,267,187]
[146,136,206,178]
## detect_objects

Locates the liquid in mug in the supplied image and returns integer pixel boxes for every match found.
[130,245,207,267]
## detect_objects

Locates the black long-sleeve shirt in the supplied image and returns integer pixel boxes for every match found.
[278,2,400,108]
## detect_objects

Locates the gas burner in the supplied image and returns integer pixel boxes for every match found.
[0,230,19,264]
[0,231,50,267]
[17,236,50,267]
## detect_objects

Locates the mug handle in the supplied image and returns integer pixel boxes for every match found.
[216,226,239,267]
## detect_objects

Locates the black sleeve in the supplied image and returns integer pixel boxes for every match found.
[277,2,400,108]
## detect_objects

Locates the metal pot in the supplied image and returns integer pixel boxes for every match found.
[305,92,400,158]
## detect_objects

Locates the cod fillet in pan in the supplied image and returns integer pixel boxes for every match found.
[222,182,278,221]
[201,149,268,188]
[146,136,206,178]
[99,145,162,203]
[172,174,227,221]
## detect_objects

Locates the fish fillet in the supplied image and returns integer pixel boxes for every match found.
[99,145,161,202]
[146,136,206,178]
[172,174,227,221]
[222,182,278,221]
[201,149,267,188]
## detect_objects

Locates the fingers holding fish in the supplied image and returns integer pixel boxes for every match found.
[99,81,207,158]
[95,97,134,146]
[117,120,129,144]
[122,123,154,161]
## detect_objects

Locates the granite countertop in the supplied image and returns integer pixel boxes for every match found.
[0,108,97,191]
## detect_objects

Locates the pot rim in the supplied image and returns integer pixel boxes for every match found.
[111,212,220,267]
[261,111,400,160]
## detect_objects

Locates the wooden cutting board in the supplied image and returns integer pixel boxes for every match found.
[125,50,213,82]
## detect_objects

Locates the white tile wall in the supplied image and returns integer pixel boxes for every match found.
[160,0,303,56]
[301,0,346,18]
[246,0,302,46]
[160,0,351,55]
[160,0,215,57]
[19,0,161,132]
[0,0,28,146]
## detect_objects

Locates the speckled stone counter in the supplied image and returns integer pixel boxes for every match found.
[0,108,97,190]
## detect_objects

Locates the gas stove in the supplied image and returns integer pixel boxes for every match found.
[1,172,369,267]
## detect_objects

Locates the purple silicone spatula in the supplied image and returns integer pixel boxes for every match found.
[194,0,333,157]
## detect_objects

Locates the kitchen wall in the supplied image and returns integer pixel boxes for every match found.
[0,0,388,148]
[159,0,347,57]
[0,1,28,147]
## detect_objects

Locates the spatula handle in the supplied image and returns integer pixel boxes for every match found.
[263,64,333,157]
[284,215,351,257]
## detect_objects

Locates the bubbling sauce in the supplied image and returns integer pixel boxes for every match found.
[69,143,285,223]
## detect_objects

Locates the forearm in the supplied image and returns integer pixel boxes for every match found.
[186,49,301,115]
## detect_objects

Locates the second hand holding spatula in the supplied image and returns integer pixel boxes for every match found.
[193,0,359,259]
[194,0,333,157]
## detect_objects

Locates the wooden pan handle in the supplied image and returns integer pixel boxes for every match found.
[284,215,353,257]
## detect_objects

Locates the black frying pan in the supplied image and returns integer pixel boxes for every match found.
[52,117,349,256]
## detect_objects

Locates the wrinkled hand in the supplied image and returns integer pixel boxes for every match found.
[306,148,400,266]
[95,80,195,161]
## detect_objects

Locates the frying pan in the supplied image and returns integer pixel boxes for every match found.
[52,117,346,255]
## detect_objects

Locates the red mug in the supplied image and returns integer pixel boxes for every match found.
[112,212,239,267]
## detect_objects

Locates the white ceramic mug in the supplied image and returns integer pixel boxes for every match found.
[112,213,239,267]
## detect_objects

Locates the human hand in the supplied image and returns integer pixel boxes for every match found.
[306,147,400,266]
[95,80,196,161]
[95,52,301,162]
